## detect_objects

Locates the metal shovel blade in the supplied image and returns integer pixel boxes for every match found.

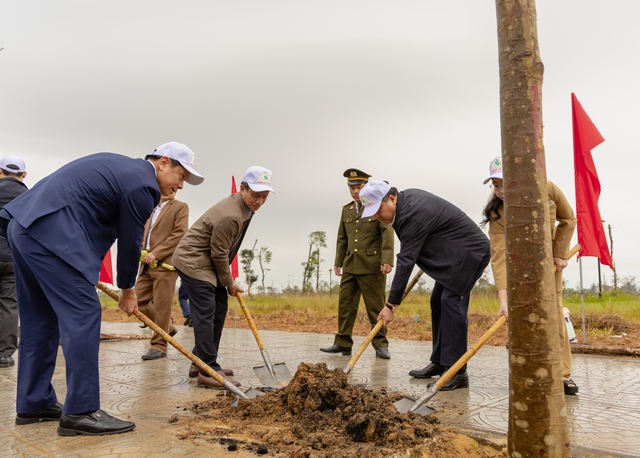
[393,397,436,416]
[231,387,265,407]
[253,362,293,388]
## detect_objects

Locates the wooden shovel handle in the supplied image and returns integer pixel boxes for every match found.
[235,292,266,352]
[96,282,227,387]
[435,314,507,390]
[343,269,423,373]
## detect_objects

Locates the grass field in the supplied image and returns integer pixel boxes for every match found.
[100,288,640,344]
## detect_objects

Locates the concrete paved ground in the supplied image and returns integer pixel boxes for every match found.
[1,321,639,457]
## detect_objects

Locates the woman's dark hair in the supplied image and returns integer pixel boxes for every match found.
[480,193,503,228]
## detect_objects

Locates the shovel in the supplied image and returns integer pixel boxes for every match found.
[235,292,293,388]
[394,243,582,416]
[394,314,507,415]
[96,282,262,404]
[343,269,424,375]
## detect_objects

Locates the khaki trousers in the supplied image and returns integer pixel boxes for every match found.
[334,271,388,349]
[135,266,178,353]
[556,270,572,378]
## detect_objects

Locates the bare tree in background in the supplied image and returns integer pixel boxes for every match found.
[240,240,258,296]
[496,0,570,455]
[257,245,272,294]
[301,231,326,293]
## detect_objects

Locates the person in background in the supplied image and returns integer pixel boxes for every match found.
[0,155,28,369]
[360,180,490,391]
[480,156,578,395]
[172,166,273,388]
[0,142,203,435]
[136,190,188,360]
[179,283,192,327]
[320,168,394,359]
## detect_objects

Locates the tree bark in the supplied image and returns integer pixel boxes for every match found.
[495,1,570,456]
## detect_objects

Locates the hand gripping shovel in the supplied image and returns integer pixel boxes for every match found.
[235,292,293,388]
[96,282,261,405]
[343,270,424,375]
[140,250,175,271]
[394,244,582,416]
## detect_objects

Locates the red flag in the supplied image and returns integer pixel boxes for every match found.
[572,93,612,268]
[231,176,239,279]
[99,249,114,284]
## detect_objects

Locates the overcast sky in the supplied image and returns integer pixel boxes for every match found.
[1,1,637,294]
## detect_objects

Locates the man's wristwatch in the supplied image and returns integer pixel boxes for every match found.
[385,302,398,312]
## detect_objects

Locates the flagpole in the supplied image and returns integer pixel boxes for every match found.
[579,258,587,344]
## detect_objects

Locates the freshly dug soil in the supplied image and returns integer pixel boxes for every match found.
[174,362,505,457]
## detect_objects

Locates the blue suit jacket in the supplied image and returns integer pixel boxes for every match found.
[0,153,160,289]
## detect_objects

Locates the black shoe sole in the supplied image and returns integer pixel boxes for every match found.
[16,416,61,425]
[57,424,135,436]
[439,380,469,391]
[408,372,444,379]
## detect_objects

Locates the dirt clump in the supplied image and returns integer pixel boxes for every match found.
[175,362,505,457]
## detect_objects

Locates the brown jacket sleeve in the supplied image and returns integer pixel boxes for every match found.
[548,181,576,259]
[488,209,507,291]
[150,200,189,263]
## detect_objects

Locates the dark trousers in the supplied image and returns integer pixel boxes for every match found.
[9,220,101,415]
[430,281,470,370]
[178,283,190,317]
[334,271,388,349]
[177,269,228,373]
[0,260,18,359]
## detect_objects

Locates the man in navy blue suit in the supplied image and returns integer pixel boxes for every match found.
[0,142,203,436]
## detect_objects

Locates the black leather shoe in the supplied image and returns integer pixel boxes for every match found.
[320,345,351,356]
[58,409,135,436]
[564,379,579,395]
[0,356,15,368]
[16,402,63,425]
[183,316,192,327]
[168,328,178,337]
[409,363,446,378]
[376,348,391,359]
[429,371,469,391]
[141,349,166,360]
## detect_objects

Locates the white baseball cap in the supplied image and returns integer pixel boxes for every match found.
[151,142,204,185]
[483,156,503,184]
[0,155,26,174]
[242,166,274,193]
[360,180,391,218]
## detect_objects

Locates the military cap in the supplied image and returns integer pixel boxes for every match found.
[343,168,371,185]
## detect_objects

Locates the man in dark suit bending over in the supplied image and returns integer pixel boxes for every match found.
[359,180,490,391]
[0,142,203,436]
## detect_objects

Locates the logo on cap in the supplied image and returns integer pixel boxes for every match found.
[190,153,195,167]
[360,196,373,207]
[257,172,271,185]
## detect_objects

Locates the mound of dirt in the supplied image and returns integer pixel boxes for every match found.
[174,362,505,457]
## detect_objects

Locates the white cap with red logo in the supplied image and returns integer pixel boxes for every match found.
[242,166,274,193]
[483,156,503,184]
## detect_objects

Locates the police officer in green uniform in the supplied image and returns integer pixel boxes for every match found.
[320,169,394,358]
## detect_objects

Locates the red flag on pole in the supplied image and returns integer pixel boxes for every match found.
[99,249,114,284]
[231,176,239,280]
[572,93,612,268]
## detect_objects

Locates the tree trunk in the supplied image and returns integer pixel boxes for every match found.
[495,1,570,456]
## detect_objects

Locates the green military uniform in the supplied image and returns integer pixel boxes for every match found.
[332,169,394,350]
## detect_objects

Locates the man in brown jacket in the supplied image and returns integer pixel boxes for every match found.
[136,191,189,360]
[172,166,274,388]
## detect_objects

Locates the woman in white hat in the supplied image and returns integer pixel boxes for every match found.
[480,156,579,395]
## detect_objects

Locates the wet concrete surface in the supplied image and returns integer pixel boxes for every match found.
[1,321,639,457]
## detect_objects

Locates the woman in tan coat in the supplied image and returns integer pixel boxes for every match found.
[480,156,578,395]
